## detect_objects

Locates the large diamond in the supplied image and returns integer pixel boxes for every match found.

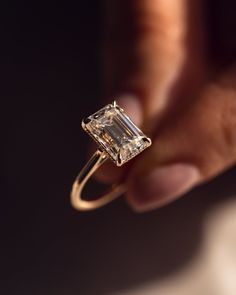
[82,101,152,166]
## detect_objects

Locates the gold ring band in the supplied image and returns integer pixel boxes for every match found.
[70,101,151,211]
[71,148,126,211]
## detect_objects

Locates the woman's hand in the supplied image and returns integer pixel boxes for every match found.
[97,0,236,211]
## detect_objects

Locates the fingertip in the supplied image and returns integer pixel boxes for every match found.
[126,163,201,212]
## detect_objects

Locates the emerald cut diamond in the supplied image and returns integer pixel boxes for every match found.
[82,101,152,166]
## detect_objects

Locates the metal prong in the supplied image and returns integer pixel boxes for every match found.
[113,100,125,112]
[117,153,123,166]
[83,117,91,124]
[81,117,91,129]
[142,137,152,146]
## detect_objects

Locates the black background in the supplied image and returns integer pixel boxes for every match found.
[2,1,236,294]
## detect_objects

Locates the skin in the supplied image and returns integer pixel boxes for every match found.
[96,0,236,211]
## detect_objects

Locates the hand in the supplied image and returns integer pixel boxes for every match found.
[97,0,236,211]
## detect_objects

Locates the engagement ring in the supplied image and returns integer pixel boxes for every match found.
[71,101,152,211]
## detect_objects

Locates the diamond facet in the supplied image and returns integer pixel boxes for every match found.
[82,102,152,166]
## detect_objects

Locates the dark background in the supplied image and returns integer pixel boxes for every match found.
[2,1,236,294]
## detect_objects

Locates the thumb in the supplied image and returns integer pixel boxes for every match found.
[127,66,236,211]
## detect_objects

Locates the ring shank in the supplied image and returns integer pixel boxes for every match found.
[71,149,126,211]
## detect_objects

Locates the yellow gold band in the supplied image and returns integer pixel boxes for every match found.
[70,149,126,211]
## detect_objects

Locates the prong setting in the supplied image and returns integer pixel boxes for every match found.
[117,153,122,166]
[82,117,91,127]
[142,137,152,145]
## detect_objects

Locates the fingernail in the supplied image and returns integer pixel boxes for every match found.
[127,163,201,212]
[116,94,143,127]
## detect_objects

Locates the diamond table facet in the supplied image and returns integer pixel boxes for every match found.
[82,101,151,166]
